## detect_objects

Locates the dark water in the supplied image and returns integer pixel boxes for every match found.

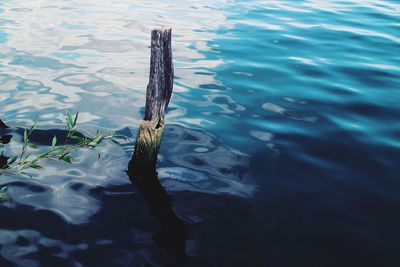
[1,0,400,266]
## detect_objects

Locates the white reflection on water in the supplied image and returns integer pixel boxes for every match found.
[0,0,258,224]
[0,0,232,128]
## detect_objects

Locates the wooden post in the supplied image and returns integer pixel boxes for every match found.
[144,28,173,122]
[128,28,173,178]
[127,28,187,262]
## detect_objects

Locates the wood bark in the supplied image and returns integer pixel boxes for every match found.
[144,28,173,122]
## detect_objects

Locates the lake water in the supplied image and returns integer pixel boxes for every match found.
[1,0,399,266]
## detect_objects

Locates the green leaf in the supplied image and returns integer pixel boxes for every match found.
[20,172,32,179]
[28,143,37,149]
[113,134,129,139]
[8,156,17,165]
[65,110,74,130]
[38,150,51,158]
[58,152,72,164]
[52,135,57,147]
[58,152,68,159]
[88,136,102,147]
[51,146,67,152]
[61,155,72,164]
[30,162,42,169]
[28,122,37,135]
[23,129,28,144]
[73,112,79,128]
[69,135,81,141]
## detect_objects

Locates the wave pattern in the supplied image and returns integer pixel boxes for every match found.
[1,0,400,266]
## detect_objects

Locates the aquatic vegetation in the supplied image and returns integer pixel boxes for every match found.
[0,110,129,178]
[0,186,10,203]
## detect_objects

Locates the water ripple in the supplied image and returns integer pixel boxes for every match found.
[1,0,400,265]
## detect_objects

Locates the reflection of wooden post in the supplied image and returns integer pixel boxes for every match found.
[127,28,187,262]
[0,119,7,129]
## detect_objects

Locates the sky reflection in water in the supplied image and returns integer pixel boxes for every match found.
[1,0,400,266]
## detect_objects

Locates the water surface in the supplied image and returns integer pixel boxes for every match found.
[1,0,400,266]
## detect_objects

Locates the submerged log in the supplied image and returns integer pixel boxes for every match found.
[127,28,187,262]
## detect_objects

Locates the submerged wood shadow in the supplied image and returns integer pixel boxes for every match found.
[0,119,8,129]
[127,28,187,263]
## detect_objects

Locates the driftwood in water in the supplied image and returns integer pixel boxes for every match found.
[127,28,187,262]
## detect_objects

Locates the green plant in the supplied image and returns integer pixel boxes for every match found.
[0,186,10,203]
[0,110,130,178]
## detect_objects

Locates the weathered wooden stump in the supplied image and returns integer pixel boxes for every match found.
[128,28,173,178]
[127,28,187,262]
[144,28,173,122]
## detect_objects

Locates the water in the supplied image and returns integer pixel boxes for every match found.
[1,0,399,266]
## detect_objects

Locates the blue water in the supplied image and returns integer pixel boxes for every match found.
[1,0,400,266]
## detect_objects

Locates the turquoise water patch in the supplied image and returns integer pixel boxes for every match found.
[0,30,6,43]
